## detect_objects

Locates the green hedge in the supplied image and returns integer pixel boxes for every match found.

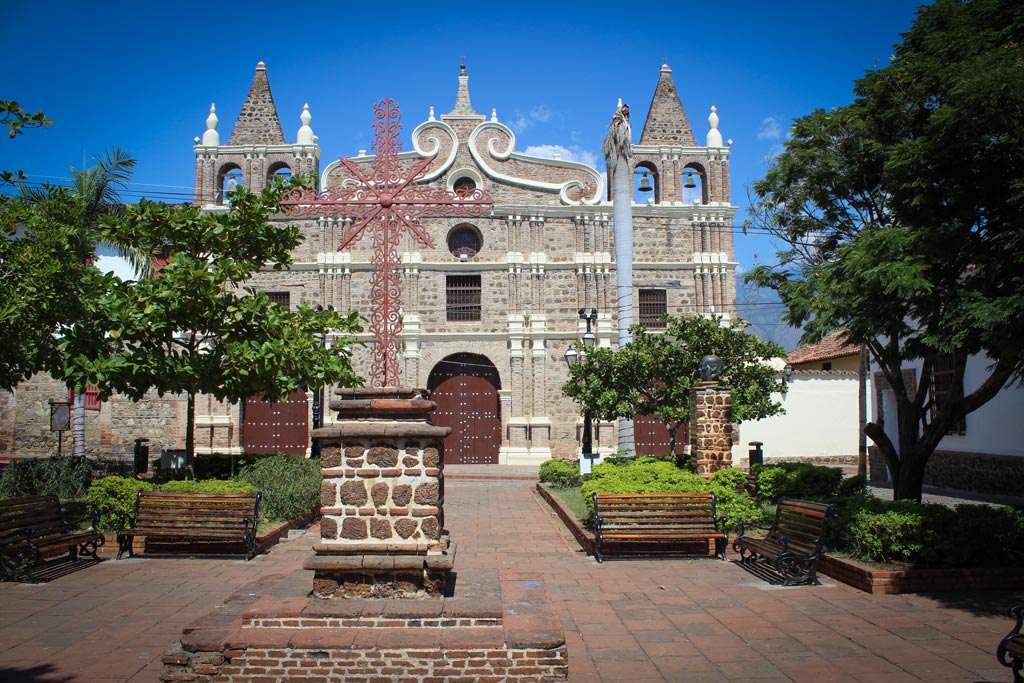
[580,457,762,531]
[752,462,844,502]
[86,476,154,531]
[0,456,94,500]
[538,459,582,488]
[159,480,255,494]
[238,455,320,522]
[830,495,1024,567]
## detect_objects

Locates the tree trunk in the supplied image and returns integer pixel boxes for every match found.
[186,391,196,464]
[72,393,86,458]
[613,155,635,456]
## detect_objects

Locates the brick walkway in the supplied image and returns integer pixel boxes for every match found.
[1,473,1021,682]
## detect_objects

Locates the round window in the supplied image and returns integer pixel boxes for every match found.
[448,225,482,258]
[453,176,477,197]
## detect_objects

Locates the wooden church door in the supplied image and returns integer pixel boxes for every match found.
[428,354,501,464]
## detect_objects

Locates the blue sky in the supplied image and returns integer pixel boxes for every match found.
[5,0,926,346]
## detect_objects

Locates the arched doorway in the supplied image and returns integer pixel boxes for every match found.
[242,389,309,456]
[428,353,501,464]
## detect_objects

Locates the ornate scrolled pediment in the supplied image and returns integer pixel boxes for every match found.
[467,121,602,206]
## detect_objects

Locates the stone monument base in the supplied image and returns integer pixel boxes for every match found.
[161,566,567,682]
[304,538,457,598]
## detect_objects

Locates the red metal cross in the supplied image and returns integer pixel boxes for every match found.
[280,99,493,387]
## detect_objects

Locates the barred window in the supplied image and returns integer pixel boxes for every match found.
[446,275,481,321]
[930,352,966,435]
[448,225,482,258]
[638,289,667,328]
[266,291,290,309]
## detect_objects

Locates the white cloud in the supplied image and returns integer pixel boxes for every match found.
[509,105,553,133]
[757,116,783,141]
[523,144,600,171]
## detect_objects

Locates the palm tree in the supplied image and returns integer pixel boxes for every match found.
[19,148,142,457]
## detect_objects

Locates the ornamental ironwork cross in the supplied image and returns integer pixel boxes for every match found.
[280,99,493,387]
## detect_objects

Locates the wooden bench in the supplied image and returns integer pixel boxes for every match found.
[998,605,1024,683]
[0,495,104,583]
[117,491,261,561]
[733,497,836,585]
[592,493,728,563]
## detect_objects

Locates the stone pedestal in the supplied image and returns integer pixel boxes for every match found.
[689,381,733,476]
[304,387,454,598]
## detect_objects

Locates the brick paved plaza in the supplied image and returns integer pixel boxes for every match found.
[1,470,1021,682]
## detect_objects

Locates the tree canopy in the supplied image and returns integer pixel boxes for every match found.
[562,314,785,459]
[58,180,363,459]
[745,0,1024,500]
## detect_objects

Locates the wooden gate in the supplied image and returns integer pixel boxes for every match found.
[242,388,309,456]
[634,414,687,457]
[428,354,501,465]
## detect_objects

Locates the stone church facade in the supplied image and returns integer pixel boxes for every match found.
[1,62,737,466]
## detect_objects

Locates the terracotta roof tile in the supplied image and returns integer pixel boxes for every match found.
[786,331,859,364]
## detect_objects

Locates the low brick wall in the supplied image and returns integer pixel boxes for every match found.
[819,554,1024,595]
[162,569,566,682]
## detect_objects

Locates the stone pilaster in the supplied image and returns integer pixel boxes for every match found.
[305,387,454,598]
[689,381,733,476]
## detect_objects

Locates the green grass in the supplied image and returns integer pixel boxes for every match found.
[546,485,589,523]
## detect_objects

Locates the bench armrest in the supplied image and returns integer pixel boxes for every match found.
[66,513,101,532]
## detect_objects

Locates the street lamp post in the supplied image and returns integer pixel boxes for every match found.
[565,308,598,472]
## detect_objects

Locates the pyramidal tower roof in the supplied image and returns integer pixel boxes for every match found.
[639,64,696,146]
[444,64,484,119]
[228,61,286,145]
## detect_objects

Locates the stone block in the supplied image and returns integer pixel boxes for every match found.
[341,518,367,539]
[370,482,390,506]
[366,446,398,468]
[340,480,367,506]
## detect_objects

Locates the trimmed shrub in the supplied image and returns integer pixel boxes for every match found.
[0,456,93,500]
[848,507,929,563]
[159,479,256,494]
[86,476,154,531]
[538,459,582,488]
[581,458,762,531]
[238,455,320,522]
[752,462,843,502]
[710,466,749,493]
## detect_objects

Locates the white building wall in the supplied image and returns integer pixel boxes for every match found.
[875,353,1024,458]
[738,371,864,467]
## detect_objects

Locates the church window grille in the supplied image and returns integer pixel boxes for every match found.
[638,289,667,328]
[446,275,481,321]
[267,291,290,309]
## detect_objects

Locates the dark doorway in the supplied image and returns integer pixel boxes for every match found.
[428,354,501,464]
[242,388,309,455]
[633,414,687,457]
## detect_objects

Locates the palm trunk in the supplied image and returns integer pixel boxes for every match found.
[72,393,86,458]
[606,110,635,457]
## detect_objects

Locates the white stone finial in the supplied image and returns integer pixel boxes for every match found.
[428,105,435,121]
[617,97,623,108]
[297,103,315,145]
[202,103,220,146]
[706,105,723,147]
[491,108,498,122]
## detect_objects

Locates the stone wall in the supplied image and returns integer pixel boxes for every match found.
[689,383,733,476]
[869,447,1024,497]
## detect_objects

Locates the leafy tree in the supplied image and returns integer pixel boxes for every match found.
[745,0,1024,501]
[562,314,784,463]
[1,100,52,186]
[2,149,145,457]
[60,180,363,460]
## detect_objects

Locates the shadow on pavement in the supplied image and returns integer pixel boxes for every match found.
[0,664,76,682]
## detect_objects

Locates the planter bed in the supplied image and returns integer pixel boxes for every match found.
[818,554,1024,594]
[537,482,1023,594]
